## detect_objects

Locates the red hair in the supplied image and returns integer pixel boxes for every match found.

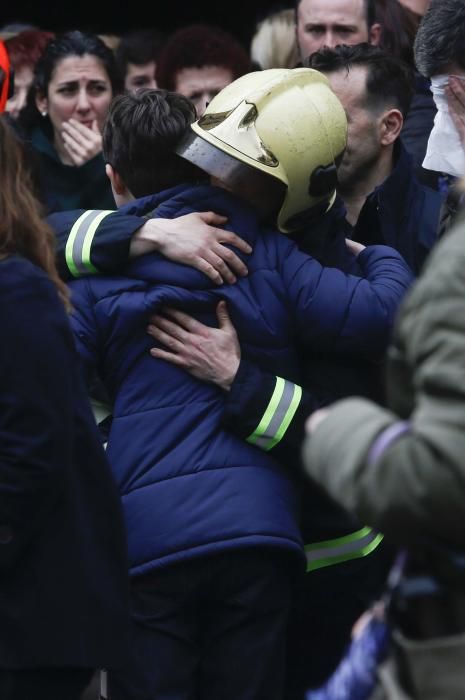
[5,29,54,71]
[156,24,251,91]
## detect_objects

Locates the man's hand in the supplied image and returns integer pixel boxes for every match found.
[147,301,241,391]
[446,76,465,149]
[61,118,103,166]
[130,211,252,285]
[345,238,366,256]
[305,408,331,435]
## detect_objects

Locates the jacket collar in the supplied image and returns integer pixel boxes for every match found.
[367,140,414,226]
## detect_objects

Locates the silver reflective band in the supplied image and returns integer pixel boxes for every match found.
[305,526,384,572]
[247,376,302,451]
[65,210,114,277]
[100,669,108,699]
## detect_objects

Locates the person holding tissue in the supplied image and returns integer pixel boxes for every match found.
[414,0,465,230]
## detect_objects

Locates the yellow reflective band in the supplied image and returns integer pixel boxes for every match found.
[305,527,384,572]
[247,377,302,451]
[65,210,113,277]
[266,383,302,451]
[247,376,285,446]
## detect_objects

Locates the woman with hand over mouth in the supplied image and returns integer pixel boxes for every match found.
[16,30,122,213]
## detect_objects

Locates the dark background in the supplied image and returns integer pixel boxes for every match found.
[1,1,294,47]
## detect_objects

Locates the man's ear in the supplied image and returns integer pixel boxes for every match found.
[369,22,382,46]
[105,163,128,196]
[379,109,403,146]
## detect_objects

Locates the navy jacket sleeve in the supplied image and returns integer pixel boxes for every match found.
[277,241,414,358]
[48,209,145,281]
[0,262,81,568]
[222,359,318,468]
[222,242,412,463]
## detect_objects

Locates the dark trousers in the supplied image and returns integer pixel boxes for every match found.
[109,549,293,700]
[0,668,93,700]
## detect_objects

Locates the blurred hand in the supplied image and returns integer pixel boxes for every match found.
[446,76,465,150]
[61,118,103,166]
[345,238,366,256]
[130,211,252,285]
[147,301,241,391]
[305,407,331,435]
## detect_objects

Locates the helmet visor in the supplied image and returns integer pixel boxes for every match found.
[177,129,286,221]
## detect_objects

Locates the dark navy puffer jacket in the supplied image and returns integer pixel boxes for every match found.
[68,184,412,577]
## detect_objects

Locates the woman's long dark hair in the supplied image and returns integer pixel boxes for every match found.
[0,117,70,309]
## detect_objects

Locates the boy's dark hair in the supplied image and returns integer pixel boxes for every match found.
[102,88,204,198]
[115,29,165,77]
[295,0,376,29]
[414,0,465,77]
[306,43,414,118]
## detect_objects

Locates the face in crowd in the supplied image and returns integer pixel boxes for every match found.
[296,0,381,60]
[325,65,381,191]
[124,61,157,93]
[174,65,234,117]
[35,53,113,155]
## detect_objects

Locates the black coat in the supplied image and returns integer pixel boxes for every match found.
[0,255,129,669]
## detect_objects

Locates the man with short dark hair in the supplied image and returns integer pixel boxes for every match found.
[295,0,381,62]
[307,43,442,274]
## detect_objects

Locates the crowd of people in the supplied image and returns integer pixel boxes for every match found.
[1,1,465,699]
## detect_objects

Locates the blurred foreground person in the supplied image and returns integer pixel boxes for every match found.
[0,116,129,699]
[304,199,465,700]
[4,29,54,119]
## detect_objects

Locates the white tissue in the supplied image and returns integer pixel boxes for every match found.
[423,74,465,178]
